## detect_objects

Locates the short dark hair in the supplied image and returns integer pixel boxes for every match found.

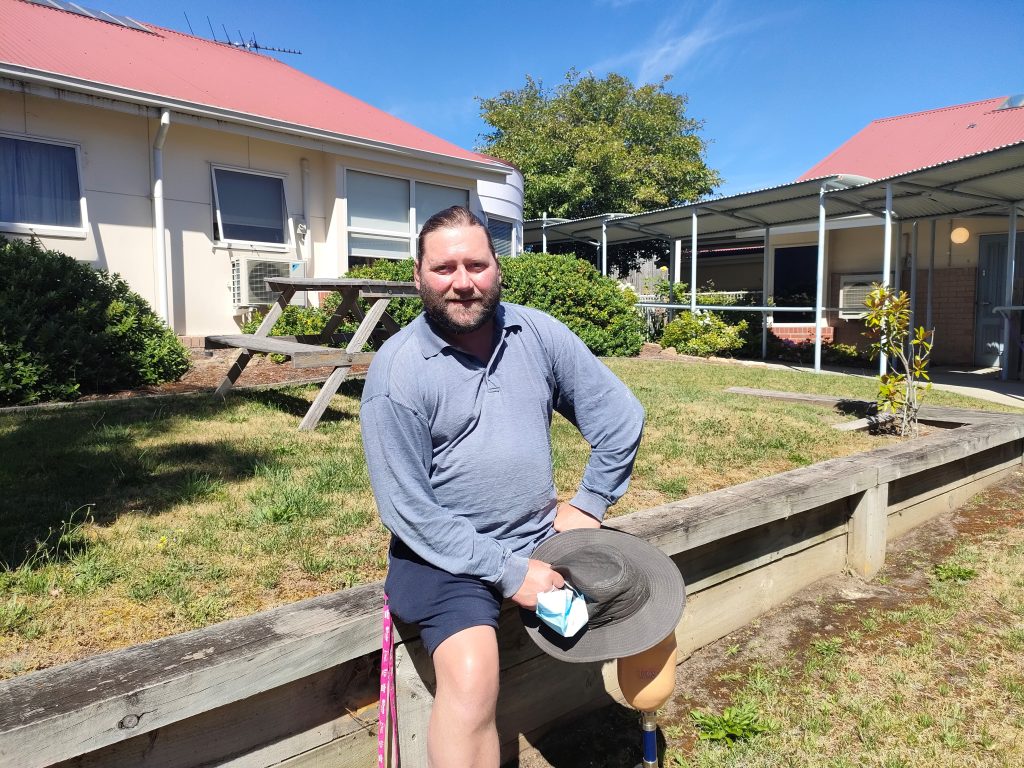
[416,205,496,262]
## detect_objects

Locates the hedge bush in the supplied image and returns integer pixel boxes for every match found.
[246,251,645,358]
[499,252,644,357]
[659,310,748,357]
[0,237,190,405]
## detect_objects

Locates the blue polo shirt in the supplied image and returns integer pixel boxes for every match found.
[360,303,645,597]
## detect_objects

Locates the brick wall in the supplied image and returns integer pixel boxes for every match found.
[918,267,977,365]
[827,268,978,365]
[178,335,209,350]
[769,325,834,344]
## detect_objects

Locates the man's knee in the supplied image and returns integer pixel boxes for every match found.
[432,625,500,718]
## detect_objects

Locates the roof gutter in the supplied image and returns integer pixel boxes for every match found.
[153,109,170,327]
[0,63,508,178]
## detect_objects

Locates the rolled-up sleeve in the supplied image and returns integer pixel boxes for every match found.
[361,393,529,597]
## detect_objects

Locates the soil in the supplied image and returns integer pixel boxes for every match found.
[512,467,1024,768]
[73,349,345,402]
[59,342,672,405]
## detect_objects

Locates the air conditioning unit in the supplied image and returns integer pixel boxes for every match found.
[232,257,305,307]
[838,274,877,320]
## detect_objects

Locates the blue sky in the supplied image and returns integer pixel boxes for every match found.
[99,0,1024,197]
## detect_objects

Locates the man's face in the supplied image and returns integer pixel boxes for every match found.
[415,224,501,335]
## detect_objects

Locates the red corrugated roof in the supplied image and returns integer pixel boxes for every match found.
[799,96,1024,181]
[0,0,497,167]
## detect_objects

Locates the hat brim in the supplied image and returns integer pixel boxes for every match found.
[520,528,686,663]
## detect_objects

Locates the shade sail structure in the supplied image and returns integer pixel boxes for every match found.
[524,140,1024,249]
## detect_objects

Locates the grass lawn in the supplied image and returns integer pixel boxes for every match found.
[0,358,1011,679]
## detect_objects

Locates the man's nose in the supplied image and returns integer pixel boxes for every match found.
[451,266,473,291]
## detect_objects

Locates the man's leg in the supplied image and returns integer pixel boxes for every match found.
[428,624,500,768]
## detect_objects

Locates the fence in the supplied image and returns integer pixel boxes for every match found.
[1,403,1021,768]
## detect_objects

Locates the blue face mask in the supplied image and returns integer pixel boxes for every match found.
[536,583,589,638]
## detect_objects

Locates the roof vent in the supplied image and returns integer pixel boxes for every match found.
[25,0,152,33]
[997,94,1024,110]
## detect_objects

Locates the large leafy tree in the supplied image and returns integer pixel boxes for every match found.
[477,69,722,220]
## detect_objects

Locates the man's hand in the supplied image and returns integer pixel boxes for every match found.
[553,501,601,532]
[511,559,565,610]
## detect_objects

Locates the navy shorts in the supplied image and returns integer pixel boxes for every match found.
[385,538,503,657]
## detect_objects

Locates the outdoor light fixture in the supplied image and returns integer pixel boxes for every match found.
[950,226,970,244]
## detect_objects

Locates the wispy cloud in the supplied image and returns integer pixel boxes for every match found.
[594,0,648,8]
[591,1,766,84]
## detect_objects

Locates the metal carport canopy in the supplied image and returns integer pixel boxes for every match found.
[825,139,1024,220]
[523,175,874,248]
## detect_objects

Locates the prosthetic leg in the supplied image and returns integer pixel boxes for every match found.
[616,633,677,768]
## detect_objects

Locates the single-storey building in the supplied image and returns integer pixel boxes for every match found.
[0,0,523,343]
[527,95,1024,372]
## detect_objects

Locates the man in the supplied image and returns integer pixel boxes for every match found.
[360,206,644,767]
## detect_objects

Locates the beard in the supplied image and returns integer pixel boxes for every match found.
[419,280,502,336]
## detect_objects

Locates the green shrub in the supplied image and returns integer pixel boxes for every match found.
[660,311,747,357]
[743,332,872,367]
[0,237,190,405]
[240,305,331,337]
[240,259,420,344]
[244,252,644,358]
[331,259,421,328]
[499,252,644,357]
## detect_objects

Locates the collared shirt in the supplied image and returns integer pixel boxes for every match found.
[360,303,645,597]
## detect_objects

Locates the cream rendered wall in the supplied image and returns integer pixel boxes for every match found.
[828,215,1013,277]
[1,92,157,305]
[159,123,318,334]
[3,87,519,336]
[696,259,763,290]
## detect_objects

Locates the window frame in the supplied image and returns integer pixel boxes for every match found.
[486,215,516,257]
[210,164,293,252]
[0,131,89,239]
[344,168,469,263]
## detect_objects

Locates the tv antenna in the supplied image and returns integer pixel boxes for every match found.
[192,15,301,55]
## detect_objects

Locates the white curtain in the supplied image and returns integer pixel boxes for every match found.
[0,137,82,227]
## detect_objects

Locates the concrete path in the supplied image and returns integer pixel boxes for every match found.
[926,366,1024,409]
[771,363,1024,410]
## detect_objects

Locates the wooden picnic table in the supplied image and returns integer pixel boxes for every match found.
[208,277,418,430]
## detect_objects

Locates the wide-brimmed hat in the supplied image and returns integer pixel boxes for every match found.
[520,528,686,663]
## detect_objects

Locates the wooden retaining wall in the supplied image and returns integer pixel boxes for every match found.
[1,405,1022,768]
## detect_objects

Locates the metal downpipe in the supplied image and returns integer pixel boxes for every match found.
[152,109,171,326]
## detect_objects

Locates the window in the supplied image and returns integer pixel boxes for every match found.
[345,170,468,263]
[0,135,84,232]
[487,218,514,257]
[347,171,410,260]
[212,167,289,246]
[772,245,818,323]
[416,183,469,230]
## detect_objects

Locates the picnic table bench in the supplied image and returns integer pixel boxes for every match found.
[207,277,418,430]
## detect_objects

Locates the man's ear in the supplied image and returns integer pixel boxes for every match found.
[413,259,421,290]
